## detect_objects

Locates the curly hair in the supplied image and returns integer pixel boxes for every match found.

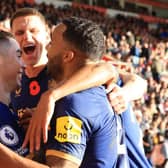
[62,17,105,61]
[0,30,14,40]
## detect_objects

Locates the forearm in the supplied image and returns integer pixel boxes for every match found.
[49,62,118,100]
[120,72,147,102]
[0,143,48,168]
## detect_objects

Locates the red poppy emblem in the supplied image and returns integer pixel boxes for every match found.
[29,81,40,96]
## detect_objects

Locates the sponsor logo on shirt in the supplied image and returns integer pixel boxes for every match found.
[0,125,19,146]
[55,116,82,144]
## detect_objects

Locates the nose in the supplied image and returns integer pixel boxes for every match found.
[23,31,32,41]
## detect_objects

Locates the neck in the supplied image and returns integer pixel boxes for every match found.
[0,87,10,105]
[25,64,46,78]
[64,59,97,80]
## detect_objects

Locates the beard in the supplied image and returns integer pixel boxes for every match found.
[47,55,64,82]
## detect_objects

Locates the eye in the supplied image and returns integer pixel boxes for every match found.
[17,50,22,59]
[31,28,40,34]
[15,30,24,36]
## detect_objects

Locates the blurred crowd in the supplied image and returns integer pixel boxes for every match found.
[0,0,168,167]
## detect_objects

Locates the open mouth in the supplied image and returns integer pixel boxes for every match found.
[23,44,36,55]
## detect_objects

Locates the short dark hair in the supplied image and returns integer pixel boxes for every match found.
[62,17,105,61]
[0,30,15,57]
[10,7,49,31]
[0,30,14,42]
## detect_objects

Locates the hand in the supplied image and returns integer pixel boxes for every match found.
[22,90,55,153]
[106,83,128,114]
[18,108,34,131]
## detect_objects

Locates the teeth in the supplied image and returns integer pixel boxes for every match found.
[24,44,35,48]
[23,44,36,54]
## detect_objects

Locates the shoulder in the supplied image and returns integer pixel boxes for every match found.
[67,86,107,100]
[61,86,107,108]
[55,86,110,116]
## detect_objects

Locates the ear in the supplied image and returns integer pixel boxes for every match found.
[45,28,51,46]
[46,32,51,45]
[63,50,75,63]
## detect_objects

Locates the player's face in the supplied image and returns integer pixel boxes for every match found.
[11,15,50,68]
[3,38,23,91]
[47,24,67,81]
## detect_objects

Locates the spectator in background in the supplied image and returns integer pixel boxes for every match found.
[143,129,154,165]
[140,42,150,63]
[130,40,142,67]
[163,129,168,166]
[0,1,166,167]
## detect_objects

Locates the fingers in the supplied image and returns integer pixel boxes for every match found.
[22,112,47,153]
[22,124,31,149]
[21,94,55,153]
[43,119,49,143]
[35,122,41,151]
[22,118,46,153]
[29,122,35,153]
[106,83,116,94]
[107,87,128,114]
[111,103,127,114]
[22,118,37,153]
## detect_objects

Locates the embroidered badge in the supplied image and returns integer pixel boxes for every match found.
[29,80,40,96]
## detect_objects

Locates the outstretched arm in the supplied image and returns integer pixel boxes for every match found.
[23,61,118,152]
[0,143,78,168]
[0,143,48,168]
[48,61,118,100]
[23,61,147,152]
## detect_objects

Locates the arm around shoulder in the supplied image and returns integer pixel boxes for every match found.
[119,72,147,102]
[0,142,78,168]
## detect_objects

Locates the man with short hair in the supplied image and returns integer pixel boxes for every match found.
[0,17,128,168]
[10,7,151,168]
[0,30,29,157]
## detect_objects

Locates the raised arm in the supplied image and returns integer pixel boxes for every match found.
[23,61,119,151]
[48,61,118,100]
[23,61,147,152]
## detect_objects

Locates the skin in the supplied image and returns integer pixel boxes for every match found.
[0,23,84,168]
[10,10,147,159]
[11,14,51,128]
[23,24,147,153]
[0,37,22,105]
[0,19,148,168]
[11,15,50,77]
